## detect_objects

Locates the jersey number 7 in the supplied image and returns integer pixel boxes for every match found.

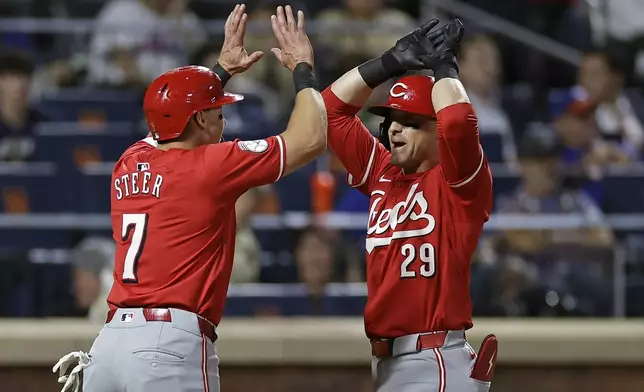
[121,213,149,283]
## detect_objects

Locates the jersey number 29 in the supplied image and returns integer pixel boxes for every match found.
[121,213,149,283]
[400,243,436,278]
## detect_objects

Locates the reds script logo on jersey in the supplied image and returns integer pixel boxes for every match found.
[366,182,435,254]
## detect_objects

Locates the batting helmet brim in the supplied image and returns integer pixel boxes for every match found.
[367,104,436,119]
[214,92,245,107]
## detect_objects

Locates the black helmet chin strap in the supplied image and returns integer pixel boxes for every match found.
[378,118,392,151]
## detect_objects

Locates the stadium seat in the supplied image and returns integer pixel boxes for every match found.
[62,0,108,18]
[0,162,72,212]
[223,284,366,316]
[274,162,316,211]
[480,133,505,163]
[74,167,112,213]
[602,174,644,213]
[501,84,535,139]
[36,89,142,123]
[626,275,644,317]
[489,168,520,205]
[33,123,139,165]
[0,228,74,249]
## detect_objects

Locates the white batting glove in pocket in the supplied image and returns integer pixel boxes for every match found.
[52,350,91,392]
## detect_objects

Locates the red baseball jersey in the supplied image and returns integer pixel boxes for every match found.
[323,88,493,338]
[107,135,286,325]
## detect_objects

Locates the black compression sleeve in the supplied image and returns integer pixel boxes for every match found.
[292,63,319,93]
[212,63,232,87]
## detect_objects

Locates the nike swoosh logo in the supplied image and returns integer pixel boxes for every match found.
[379,176,391,183]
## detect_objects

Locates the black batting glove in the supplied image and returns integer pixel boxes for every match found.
[420,19,465,81]
[358,18,443,88]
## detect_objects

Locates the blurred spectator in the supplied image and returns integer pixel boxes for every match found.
[31,56,88,96]
[316,0,415,74]
[553,92,631,202]
[500,127,613,250]
[598,0,644,43]
[459,34,517,162]
[587,0,644,83]
[470,247,545,317]
[294,227,335,296]
[577,50,644,157]
[231,186,274,283]
[292,226,360,313]
[0,51,43,161]
[88,0,207,89]
[70,235,115,323]
[493,128,614,315]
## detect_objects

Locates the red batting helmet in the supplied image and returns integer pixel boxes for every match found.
[368,75,436,119]
[143,66,244,141]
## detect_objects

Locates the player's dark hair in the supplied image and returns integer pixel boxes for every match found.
[583,47,628,75]
[0,50,35,77]
[290,226,351,282]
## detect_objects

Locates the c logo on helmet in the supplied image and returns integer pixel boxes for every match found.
[390,82,409,98]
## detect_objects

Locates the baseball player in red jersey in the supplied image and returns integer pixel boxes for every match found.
[52,5,326,392]
[322,19,498,391]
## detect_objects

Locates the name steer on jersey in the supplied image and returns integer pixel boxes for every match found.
[113,169,163,200]
[322,19,498,392]
[52,4,327,392]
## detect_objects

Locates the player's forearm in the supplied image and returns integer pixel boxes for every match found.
[279,63,328,176]
[281,88,327,165]
[286,88,327,144]
[431,78,471,112]
[329,67,374,108]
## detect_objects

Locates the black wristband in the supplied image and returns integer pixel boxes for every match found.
[292,63,319,93]
[358,54,405,89]
[212,63,232,87]
[358,57,389,89]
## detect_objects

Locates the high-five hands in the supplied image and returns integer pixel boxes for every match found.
[381,18,465,75]
[419,19,465,74]
[270,5,314,71]
[217,4,264,75]
[382,18,443,74]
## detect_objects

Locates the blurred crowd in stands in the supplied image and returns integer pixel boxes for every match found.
[1,0,644,321]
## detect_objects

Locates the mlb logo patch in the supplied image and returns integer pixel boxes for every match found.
[121,312,135,322]
[137,162,150,171]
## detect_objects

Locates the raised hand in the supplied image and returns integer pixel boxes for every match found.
[381,18,446,74]
[419,19,465,71]
[270,5,314,71]
[217,4,264,75]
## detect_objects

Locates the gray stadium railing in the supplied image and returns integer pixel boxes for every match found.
[0,212,642,231]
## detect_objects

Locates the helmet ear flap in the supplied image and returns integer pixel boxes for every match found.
[379,119,392,151]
